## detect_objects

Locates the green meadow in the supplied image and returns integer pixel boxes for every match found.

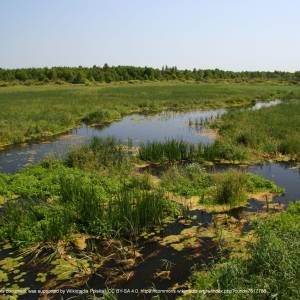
[212,99,300,161]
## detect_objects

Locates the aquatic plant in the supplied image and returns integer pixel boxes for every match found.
[214,99,300,160]
[82,109,121,125]
[139,139,250,163]
[0,171,180,245]
[160,164,212,197]
[108,188,180,237]
[139,139,193,163]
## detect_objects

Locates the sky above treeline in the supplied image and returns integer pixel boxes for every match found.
[0,0,299,71]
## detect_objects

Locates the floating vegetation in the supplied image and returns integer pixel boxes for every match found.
[191,200,300,300]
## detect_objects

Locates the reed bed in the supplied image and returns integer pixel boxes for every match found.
[138,139,250,163]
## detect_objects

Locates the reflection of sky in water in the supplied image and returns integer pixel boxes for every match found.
[249,163,300,205]
[251,99,282,110]
[0,109,225,173]
[73,109,226,145]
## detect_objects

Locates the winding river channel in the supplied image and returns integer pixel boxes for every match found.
[0,100,282,174]
[0,99,299,205]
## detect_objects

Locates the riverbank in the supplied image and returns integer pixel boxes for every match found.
[1,81,299,148]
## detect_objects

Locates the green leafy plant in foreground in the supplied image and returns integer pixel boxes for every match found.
[0,170,180,246]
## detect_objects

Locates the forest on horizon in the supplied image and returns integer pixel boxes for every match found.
[1,64,300,84]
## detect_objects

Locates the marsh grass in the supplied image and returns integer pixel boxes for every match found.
[108,188,179,237]
[160,165,283,207]
[214,99,300,160]
[66,137,130,171]
[0,200,74,245]
[139,139,250,163]
[160,164,212,197]
[0,170,180,246]
[1,82,299,147]
[213,170,247,206]
[139,139,194,163]
[82,109,121,125]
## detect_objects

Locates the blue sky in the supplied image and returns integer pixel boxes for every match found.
[0,0,299,71]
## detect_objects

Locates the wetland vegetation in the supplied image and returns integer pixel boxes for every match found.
[0,81,300,148]
[211,99,300,160]
[0,136,298,299]
[0,80,300,299]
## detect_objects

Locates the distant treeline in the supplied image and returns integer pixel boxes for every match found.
[1,64,300,84]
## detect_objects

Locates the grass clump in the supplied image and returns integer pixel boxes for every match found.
[245,173,284,193]
[66,137,130,171]
[213,170,247,206]
[161,165,282,207]
[0,200,74,245]
[201,140,251,161]
[139,139,251,164]
[139,139,193,163]
[161,164,212,197]
[83,109,121,125]
[108,188,180,237]
[190,200,300,299]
